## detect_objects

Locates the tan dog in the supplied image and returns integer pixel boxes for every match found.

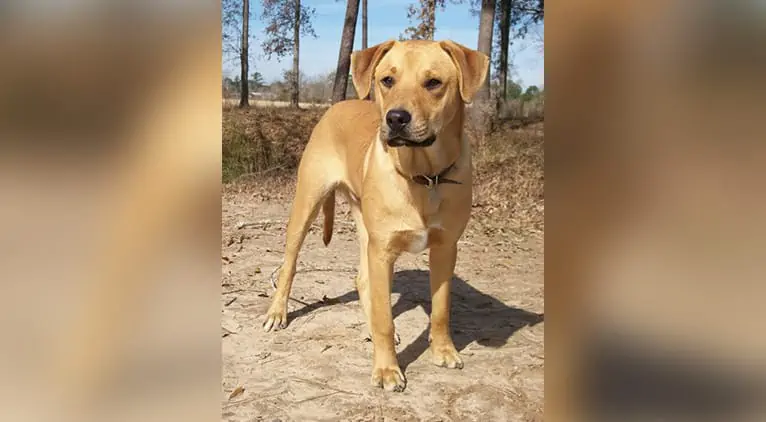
[262,39,489,392]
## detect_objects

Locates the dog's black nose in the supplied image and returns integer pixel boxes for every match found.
[385,109,411,132]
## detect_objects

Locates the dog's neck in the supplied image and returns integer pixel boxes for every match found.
[386,104,465,179]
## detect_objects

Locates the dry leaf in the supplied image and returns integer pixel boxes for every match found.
[228,386,245,400]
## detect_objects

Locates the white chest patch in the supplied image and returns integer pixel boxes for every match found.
[405,219,443,254]
[407,229,429,254]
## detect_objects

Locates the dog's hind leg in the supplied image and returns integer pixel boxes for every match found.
[263,159,337,331]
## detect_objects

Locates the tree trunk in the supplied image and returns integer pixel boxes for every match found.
[362,0,368,49]
[239,0,250,108]
[499,0,511,100]
[332,0,360,103]
[361,0,370,99]
[426,0,436,40]
[473,0,496,132]
[291,0,301,108]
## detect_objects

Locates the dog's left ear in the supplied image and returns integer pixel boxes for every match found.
[440,40,490,103]
[351,40,395,99]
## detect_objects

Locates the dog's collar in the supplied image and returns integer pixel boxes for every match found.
[411,162,461,188]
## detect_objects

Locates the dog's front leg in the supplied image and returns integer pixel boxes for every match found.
[367,240,406,392]
[429,242,463,369]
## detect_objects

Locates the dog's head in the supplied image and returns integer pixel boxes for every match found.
[351,40,489,148]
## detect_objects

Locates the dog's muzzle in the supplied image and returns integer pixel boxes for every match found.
[385,134,437,148]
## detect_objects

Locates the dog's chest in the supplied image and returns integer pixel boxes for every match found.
[400,190,446,253]
[397,212,445,254]
[422,188,441,216]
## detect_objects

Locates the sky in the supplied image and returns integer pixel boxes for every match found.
[223,0,544,89]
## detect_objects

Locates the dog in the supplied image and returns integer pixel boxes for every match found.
[262,39,489,392]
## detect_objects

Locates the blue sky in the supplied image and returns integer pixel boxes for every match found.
[223,0,544,88]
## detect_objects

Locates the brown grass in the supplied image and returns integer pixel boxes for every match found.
[222,107,324,182]
[471,121,544,233]
[222,106,544,232]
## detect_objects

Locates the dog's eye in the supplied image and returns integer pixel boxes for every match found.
[425,78,442,90]
[380,76,395,88]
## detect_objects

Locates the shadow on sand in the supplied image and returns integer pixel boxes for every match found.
[285,269,543,370]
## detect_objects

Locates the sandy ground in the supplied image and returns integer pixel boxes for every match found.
[221,190,544,421]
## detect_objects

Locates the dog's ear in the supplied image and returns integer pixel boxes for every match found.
[351,40,395,99]
[440,40,490,103]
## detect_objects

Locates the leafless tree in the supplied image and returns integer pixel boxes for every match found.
[497,0,511,100]
[361,0,368,49]
[222,0,255,108]
[473,0,496,131]
[492,0,544,103]
[240,0,250,108]
[332,0,360,103]
[291,0,301,107]
[261,0,317,108]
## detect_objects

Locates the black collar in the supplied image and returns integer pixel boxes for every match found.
[411,162,461,188]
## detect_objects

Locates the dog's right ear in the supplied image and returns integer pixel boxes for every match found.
[351,40,395,99]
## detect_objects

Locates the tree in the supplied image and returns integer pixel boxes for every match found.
[473,0,496,132]
[361,0,368,49]
[222,0,255,108]
[291,0,300,107]
[492,0,545,96]
[223,77,238,98]
[261,0,317,108]
[506,79,523,99]
[496,0,511,100]
[521,85,540,101]
[402,0,444,40]
[239,0,250,108]
[250,71,265,90]
[222,0,243,57]
[360,0,369,99]
[332,0,360,103]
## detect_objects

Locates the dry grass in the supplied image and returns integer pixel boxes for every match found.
[222,107,324,182]
[222,106,544,232]
[471,121,544,233]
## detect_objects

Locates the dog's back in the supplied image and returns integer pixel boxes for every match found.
[302,99,380,245]
[310,99,380,192]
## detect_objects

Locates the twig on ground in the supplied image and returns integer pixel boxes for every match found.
[260,353,294,365]
[291,376,361,396]
[293,391,340,404]
[288,297,311,307]
[222,391,285,409]
[223,288,249,295]
[236,219,280,230]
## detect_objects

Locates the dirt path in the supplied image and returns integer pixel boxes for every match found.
[222,190,544,421]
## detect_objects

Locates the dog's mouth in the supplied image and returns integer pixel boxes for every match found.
[385,134,437,148]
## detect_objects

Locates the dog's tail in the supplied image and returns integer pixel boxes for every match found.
[322,190,335,246]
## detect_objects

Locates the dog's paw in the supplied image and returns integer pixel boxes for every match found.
[371,365,406,392]
[262,304,288,332]
[430,344,464,369]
